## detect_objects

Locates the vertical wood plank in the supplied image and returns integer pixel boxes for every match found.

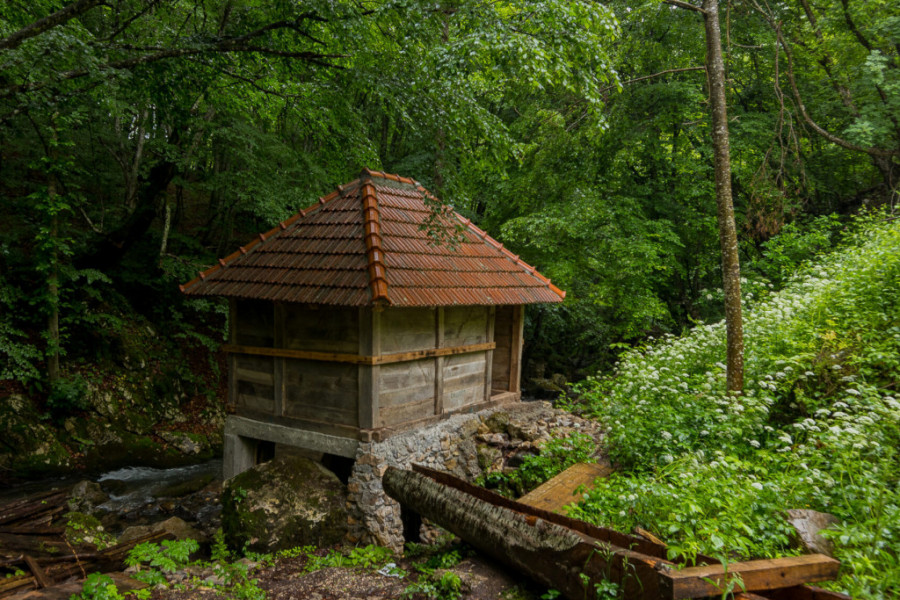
[434,307,445,416]
[358,307,382,429]
[228,299,237,409]
[484,306,495,402]
[273,302,285,416]
[509,305,524,395]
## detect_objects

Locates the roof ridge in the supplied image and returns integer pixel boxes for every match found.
[361,168,418,186]
[361,177,391,305]
[179,181,356,294]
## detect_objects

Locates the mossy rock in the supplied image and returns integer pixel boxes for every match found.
[0,395,72,476]
[222,456,348,553]
[483,411,511,435]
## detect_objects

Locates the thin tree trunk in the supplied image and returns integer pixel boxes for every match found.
[46,121,60,386]
[702,0,744,392]
[158,200,172,267]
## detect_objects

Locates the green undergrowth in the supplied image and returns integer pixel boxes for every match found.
[568,213,900,599]
[477,432,596,498]
[71,532,403,600]
[71,532,484,600]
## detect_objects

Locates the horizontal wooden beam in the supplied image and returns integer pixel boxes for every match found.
[660,554,841,599]
[222,341,496,365]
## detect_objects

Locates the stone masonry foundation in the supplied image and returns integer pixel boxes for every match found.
[344,401,604,551]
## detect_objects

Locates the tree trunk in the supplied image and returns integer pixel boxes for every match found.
[702,0,744,393]
[77,156,177,271]
[46,123,60,387]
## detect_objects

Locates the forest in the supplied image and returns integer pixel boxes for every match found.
[0,0,898,599]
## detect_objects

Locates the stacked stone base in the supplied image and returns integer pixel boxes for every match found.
[344,401,603,551]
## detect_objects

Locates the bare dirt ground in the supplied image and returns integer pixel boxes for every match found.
[145,553,540,600]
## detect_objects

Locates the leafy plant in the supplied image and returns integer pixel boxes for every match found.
[124,538,199,586]
[479,432,596,497]
[569,214,900,598]
[305,545,393,572]
[402,571,464,600]
[69,573,124,600]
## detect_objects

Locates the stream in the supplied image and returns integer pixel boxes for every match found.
[1,458,225,539]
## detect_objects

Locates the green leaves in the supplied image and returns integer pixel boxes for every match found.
[571,213,900,598]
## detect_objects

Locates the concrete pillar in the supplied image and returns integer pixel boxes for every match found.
[223,432,258,480]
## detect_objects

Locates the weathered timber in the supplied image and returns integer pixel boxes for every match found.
[659,555,841,599]
[0,526,65,536]
[223,341,496,365]
[0,533,74,557]
[0,491,69,526]
[0,573,34,596]
[389,467,843,600]
[764,586,853,600]
[411,465,686,562]
[0,521,171,598]
[383,466,669,600]
[23,555,50,589]
[518,462,613,514]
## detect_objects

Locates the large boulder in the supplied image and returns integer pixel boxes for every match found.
[221,456,348,553]
[68,480,109,513]
[785,509,839,556]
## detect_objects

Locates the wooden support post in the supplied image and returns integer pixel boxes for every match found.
[228,299,238,410]
[484,306,495,402]
[434,307,445,416]
[509,305,524,395]
[273,302,285,417]
[358,307,381,429]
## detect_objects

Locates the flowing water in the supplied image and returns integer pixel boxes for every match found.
[96,459,222,512]
[0,458,224,537]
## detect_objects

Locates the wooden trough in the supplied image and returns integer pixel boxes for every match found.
[383,465,850,600]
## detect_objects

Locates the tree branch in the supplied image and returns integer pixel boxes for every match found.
[775,24,898,157]
[1,42,346,98]
[662,0,708,15]
[0,0,103,51]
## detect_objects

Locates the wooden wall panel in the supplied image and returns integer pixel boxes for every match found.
[492,306,514,391]
[443,306,488,347]
[283,305,359,353]
[442,352,487,411]
[235,354,275,413]
[378,359,435,427]
[283,359,358,427]
[235,299,274,347]
[380,308,436,353]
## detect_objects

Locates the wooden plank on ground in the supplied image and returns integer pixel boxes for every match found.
[23,555,50,589]
[518,462,613,514]
[660,554,841,599]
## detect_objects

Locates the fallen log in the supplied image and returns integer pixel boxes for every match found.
[383,467,841,600]
[0,529,171,598]
[0,491,69,527]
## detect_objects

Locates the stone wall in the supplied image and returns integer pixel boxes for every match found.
[345,401,604,551]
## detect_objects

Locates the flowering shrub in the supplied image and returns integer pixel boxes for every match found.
[571,213,900,599]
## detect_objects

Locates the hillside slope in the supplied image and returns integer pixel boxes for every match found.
[571,213,899,599]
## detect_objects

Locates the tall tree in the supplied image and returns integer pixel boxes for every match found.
[664,0,744,392]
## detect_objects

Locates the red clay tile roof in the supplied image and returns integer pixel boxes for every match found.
[180,169,565,306]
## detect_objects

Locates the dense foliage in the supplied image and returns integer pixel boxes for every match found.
[569,214,900,598]
[1,0,898,390]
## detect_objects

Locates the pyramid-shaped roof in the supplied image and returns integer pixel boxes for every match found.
[180,170,565,306]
